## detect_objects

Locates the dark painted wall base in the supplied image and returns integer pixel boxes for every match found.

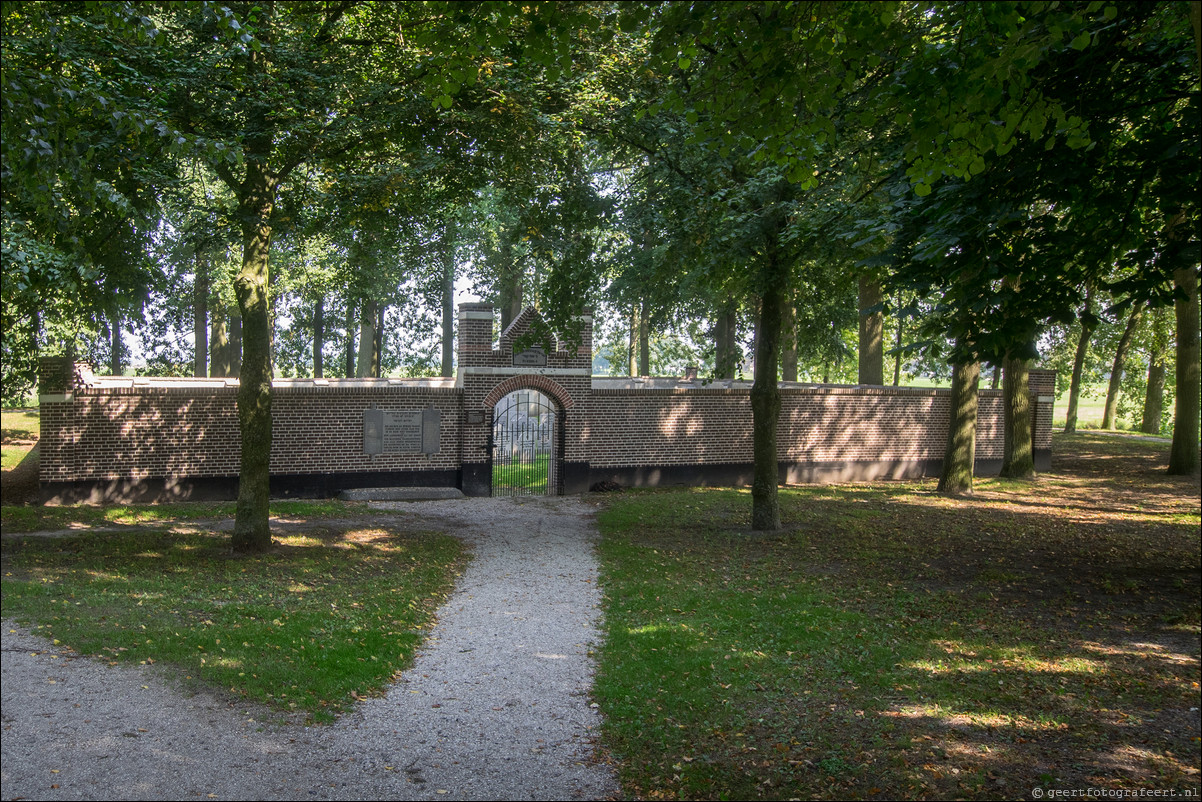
[461,462,491,497]
[38,450,1054,504]
[561,461,591,495]
[41,469,461,505]
[591,454,1044,490]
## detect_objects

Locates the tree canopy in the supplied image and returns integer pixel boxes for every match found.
[3,0,1198,537]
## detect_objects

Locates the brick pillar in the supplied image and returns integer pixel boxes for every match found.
[1029,369,1056,468]
[37,357,87,497]
[572,308,593,369]
[38,356,77,397]
[457,304,495,367]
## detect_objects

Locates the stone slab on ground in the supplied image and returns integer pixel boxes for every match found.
[338,486,465,501]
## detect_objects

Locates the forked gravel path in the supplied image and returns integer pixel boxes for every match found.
[1,496,619,801]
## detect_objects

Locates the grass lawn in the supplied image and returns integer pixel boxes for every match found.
[492,452,551,495]
[592,432,1200,800]
[1052,383,1128,431]
[1,509,466,723]
[1,408,39,471]
[0,498,380,533]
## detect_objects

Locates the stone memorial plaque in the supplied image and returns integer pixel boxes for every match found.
[364,409,442,454]
[512,347,547,367]
[382,411,424,453]
[422,408,441,454]
[363,408,384,455]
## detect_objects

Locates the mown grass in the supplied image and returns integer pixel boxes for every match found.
[0,498,382,534]
[1,523,466,723]
[593,432,1201,799]
[492,453,551,493]
[1,408,39,470]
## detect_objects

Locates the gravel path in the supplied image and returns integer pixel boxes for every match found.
[1,496,619,801]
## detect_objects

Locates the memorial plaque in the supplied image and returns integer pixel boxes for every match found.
[512,347,547,367]
[364,409,442,454]
[363,409,385,455]
[422,408,441,454]
[382,411,424,452]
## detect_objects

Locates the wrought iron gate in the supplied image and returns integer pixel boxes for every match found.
[490,390,562,497]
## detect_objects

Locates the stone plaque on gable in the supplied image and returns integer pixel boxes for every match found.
[363,409,441,455]
[512,347,547,367]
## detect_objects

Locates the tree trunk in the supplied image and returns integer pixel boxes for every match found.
[638,299,650,376]
[228,308,242,378]
[1167,0,1200,473]
[441,218,455,377]
[938,357,980,495]
[344,299,356,378]
[312,297,324,379]
[715,301,737,379]
[498,238,522,332]
[858,276,883,385]
[781,300,798,382]
[193,253,208,378]
[372,303,385,377]
[356,298,378,378]
[109,310,122,376]
[1064,293,1097,434]
[210,302,229,378]
[991,364,1001,390]
[892,310,903,386]
[231,160,276,553]
[1102,303,1142,430]
[1000,352,1034,479]
[750,258,785,531]
[1141,306,1168,434]
[628,304,638,376]
[1168,263,1200,474]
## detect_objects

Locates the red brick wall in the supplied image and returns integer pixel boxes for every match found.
[42,378,461,484]
[586,384,1022,469]
[36,315,1054,495]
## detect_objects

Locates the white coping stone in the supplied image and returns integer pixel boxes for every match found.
[459,367,591,376]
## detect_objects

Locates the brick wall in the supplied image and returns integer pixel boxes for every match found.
[36,310,1054,501]
[586,381,1031,485]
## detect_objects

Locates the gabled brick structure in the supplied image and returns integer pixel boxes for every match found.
[36,304,1054,503]
[456,304,593,496]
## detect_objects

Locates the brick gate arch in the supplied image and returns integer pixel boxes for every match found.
[456,304,594,497]
[482,374,576,412]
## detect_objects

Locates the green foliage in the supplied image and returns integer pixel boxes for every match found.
[0,1,240,400]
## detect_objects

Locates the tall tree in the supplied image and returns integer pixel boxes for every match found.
[938,357,980,495]
[1141,305,1171,434]
[857,276,884,385]
[1000,353,1034,479]
[149,2,597,547]
[1063,291,1098,435]
[1102,304,1143,430]
[440,218,456,378]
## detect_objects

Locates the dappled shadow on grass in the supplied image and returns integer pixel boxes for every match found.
[0,498,388,535]
[594,433,1200,799]
[1,522,465,724]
